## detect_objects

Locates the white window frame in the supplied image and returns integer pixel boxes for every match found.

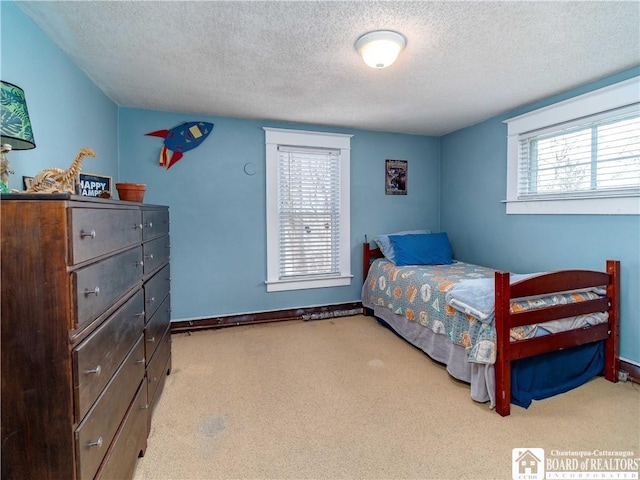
[264,127,353,292]
[504,77,640,215]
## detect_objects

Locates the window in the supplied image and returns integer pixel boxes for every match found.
[520,109,639,197]
[264,127,352,292]
[504,77,640,214]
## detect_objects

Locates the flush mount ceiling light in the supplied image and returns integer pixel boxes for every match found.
[355,30,406,69]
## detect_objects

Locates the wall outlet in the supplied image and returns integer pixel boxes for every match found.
[618,370,629,382]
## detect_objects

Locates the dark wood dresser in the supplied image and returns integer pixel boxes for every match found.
[1,194,172,480]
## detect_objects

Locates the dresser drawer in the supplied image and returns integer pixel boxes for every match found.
[75,336,145,480]
[142,209,169,241]
[73,247,143,330]
[74,289,145,420]
[145,295,171,362]
[147,327,171,409]
[142,235,170,275]
[144,264,170,321]
[95,378,148,480]
[70,207,142,265]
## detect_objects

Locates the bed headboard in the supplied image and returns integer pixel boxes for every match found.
[363,242,383,281]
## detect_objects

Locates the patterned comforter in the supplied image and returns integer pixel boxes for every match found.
[361,259,607,364]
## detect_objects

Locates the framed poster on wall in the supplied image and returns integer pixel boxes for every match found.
[385,159,407,195]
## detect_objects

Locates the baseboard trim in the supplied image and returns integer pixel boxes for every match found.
[170,302,364,333]
[620,359,640,384]
[172,312,640,384]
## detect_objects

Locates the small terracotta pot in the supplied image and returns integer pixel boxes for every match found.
[116,183,146,202]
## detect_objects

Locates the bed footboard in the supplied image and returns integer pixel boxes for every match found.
[494,260,620,416]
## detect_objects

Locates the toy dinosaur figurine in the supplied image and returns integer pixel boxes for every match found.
[27,147,96,193]
[0,144,14,193]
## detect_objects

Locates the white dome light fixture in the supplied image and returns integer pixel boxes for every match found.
[355,30,406,69]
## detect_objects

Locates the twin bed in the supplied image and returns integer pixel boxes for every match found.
[361,233,620,416]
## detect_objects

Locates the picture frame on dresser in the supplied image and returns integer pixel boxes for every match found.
[23,175,56,191]
[77,172,113,197]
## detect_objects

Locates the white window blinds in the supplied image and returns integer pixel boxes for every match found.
[277,146,340,279]
[517,106,640,199]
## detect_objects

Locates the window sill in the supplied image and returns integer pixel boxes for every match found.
[265,274,353,292]
[503,195,640,215]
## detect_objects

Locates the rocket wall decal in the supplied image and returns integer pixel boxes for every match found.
[145,121,213,169]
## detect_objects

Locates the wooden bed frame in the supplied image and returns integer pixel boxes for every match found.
[363,243,620,416]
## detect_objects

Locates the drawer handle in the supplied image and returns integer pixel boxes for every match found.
[84,287,100,297]
[147,336,155,343]
[136,358,145,365]
[150,377,158,383]
[80,229,96,239]
[85,365,102,376]
[134,223,143,230]
[144,222,153,228]
[87,437,103,449]
[134,311,145,318]
[147,296,155,303]
[144,253,154,260]
[140,403,149,410]
[136,261,144,268]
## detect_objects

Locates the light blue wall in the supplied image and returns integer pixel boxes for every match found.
[8,0,636,364]
[118,109,441,319]
[0,2,118,185]
[440,67,640,364]
[3,0,441,324]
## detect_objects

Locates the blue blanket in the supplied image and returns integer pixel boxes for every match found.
[445,273,537,323]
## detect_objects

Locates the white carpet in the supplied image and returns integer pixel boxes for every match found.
[134,315,640,480]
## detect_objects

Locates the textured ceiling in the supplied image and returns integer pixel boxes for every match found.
[16,1,640,136]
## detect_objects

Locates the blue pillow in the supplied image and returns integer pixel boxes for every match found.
[374,229,430,263]
[388,232,454,266]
